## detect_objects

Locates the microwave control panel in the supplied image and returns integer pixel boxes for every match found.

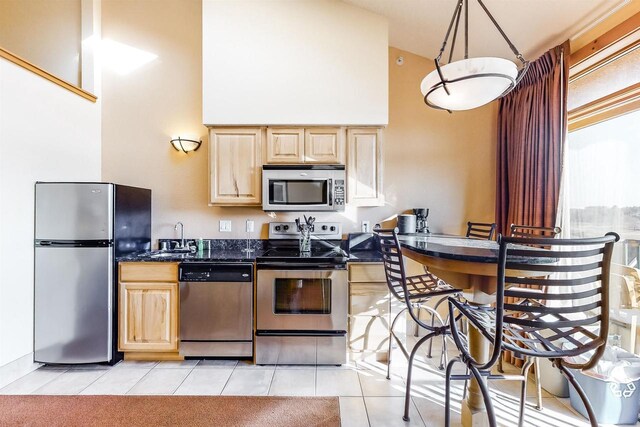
[334,180,345,208]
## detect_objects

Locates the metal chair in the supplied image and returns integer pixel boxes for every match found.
[466,222,497,240]
[495,224,563,409]
[374,227,461,421]
[444,232,619,427]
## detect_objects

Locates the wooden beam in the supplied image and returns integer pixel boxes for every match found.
[571,12,640,67]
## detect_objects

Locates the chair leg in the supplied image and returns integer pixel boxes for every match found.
[497,351,504,373]
[557,363,599,427]
[413,304,421,337]
[403,332,437,422]
[444,358,460,427]
[468,365,497,427]
[534,357,543,410]
[518,358,534,427]
[386,307,408,380]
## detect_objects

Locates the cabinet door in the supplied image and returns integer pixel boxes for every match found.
[266,128,304,163]
[209,128,262,205]
[119,282,179,352]
[304,128,345,164]
[347,128,384,206]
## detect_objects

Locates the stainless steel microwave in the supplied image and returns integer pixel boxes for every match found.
[262,165,345,212]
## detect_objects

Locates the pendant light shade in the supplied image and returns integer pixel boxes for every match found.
[421,57,518,111]
[423,0,528,112]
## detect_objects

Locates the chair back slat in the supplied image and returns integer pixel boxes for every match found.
[497,232,619,370]
[466,221,496,240]
[510,224,562,238]
[508,247,604,259]
[506,261,602,273]
[373,227,408,301]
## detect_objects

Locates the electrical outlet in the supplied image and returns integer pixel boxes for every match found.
[246,220,255,233]
[361,221,370,233]
[219,220,232,232]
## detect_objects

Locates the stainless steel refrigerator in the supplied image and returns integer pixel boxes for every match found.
[34,182,151,364]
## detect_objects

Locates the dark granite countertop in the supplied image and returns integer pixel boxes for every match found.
[117,239,266,263]
[117,248,262,263]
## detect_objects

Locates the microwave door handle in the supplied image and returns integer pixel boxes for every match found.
[328,179,332,206]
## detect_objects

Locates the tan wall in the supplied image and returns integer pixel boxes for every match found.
[101,0,497,243]
[0,0,81,86]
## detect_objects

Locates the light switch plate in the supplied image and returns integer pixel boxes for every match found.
[361,221,370,233]
[219,220,232,232]
[246,220,255,233]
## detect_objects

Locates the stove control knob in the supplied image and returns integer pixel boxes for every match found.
[283,225,290,231]
[275,225,281,231]
[321,225,328,231]
[330,226,336,232]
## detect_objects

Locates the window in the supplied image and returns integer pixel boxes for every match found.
[566,13,640,354]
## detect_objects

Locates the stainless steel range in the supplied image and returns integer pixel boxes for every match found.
[255,221,348,365]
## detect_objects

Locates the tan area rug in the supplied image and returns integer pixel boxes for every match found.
[0,395,341,427]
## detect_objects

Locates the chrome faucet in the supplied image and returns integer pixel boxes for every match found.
[174,222,185,248]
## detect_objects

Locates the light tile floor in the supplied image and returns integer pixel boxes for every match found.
[1,337,638,427]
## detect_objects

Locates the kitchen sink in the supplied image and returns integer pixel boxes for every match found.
[149,252,180,258]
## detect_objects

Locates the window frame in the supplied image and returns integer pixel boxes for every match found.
[568,12,640,132]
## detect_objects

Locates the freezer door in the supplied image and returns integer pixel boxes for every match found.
[35,183,113,240]
[34,246,112,364]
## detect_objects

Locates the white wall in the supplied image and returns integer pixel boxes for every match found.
[202,0,389,126]
[0,58,101,378]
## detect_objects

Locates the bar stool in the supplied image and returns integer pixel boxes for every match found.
[374,226,461,422]
[443,232,619,427]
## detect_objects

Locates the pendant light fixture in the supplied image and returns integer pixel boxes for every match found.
[421,0,529,112]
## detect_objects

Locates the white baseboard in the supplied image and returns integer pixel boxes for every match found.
[0,353,42,389]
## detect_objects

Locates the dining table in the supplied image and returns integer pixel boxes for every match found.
[396,233,542,427]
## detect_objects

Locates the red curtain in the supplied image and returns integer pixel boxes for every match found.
[495,41,570,236]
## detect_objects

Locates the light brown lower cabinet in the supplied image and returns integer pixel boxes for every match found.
[348,263,391,354]
[118,263,180,357]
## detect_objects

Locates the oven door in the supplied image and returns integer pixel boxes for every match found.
[256,269,348,331]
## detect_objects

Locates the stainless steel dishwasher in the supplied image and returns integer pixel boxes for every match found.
[179,263,253,357]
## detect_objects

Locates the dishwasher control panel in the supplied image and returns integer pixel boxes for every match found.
[179,263,253,282]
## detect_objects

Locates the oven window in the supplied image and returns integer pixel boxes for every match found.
[268,180,328,205]
[274,278,331,314]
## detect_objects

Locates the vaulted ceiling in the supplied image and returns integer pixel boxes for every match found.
[342,0,625,61]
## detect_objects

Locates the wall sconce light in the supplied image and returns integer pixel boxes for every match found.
[170,136,202,153]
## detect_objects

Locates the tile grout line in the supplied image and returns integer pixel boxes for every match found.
[355,365,373,427]
[219,363,238,395]
[265,366,276,396]
[26,368,70,395]
[74,368,110,395]
[170,366,196,395]
[123,366,156,395]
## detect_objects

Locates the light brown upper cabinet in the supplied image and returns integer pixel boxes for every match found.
[265,127,345,165]
[266,128,304,163]
[304,128,345,164]
[209,128,263,205]
[347,128,384,207]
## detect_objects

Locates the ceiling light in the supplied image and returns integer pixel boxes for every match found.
[421,0,529,112]
[170,137,202,153]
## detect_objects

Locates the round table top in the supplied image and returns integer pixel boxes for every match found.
[398,234,501,264]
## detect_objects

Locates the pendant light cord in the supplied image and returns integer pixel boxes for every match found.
[476,0,526,65]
